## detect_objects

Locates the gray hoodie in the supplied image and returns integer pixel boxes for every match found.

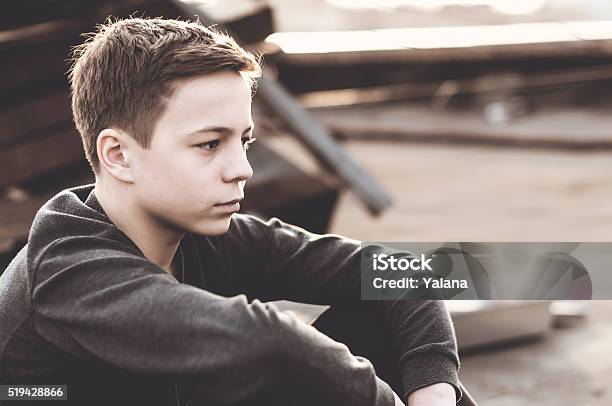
[0,185,461,405]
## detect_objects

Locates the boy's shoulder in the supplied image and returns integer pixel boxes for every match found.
[0,184,136,364]
[1,185,146,293]
[25,184,138,266]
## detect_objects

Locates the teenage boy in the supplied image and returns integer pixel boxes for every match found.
[0,18,475,406]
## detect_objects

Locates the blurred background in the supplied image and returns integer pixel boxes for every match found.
[1,0,612,404]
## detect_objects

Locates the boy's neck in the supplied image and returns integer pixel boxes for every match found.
[94,180,184,276]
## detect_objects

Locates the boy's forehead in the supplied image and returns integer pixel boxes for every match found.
[158,71,252,135]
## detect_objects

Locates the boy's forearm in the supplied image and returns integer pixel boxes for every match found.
[407,383,456,406]
[382,299,460,397]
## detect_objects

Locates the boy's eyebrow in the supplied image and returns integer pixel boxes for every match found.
[186,124,254,137]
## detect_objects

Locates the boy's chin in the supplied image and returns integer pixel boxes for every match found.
[190,217,233,236]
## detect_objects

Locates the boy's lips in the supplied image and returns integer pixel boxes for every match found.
[214,198,243,213]
[215,198,243,206]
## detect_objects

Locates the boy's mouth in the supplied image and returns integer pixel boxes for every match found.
[215,198,243,206]
[214,198,244,213]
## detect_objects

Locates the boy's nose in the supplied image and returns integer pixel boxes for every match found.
[222,147,253,183]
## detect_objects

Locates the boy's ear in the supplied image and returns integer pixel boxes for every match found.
[97,128,135,183]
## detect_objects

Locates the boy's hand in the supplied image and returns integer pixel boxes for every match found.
[407,383,456,406]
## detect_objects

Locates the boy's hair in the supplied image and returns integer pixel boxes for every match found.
[69,17,262,172]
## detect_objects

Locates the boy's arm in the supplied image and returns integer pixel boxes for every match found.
[408,382,456,406]
[32,238,395,405]
[220,215,462,402]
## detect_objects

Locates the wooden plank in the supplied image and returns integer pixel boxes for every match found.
[266,21,612,65]
[0,27,81,95]
[268,22,612,93]
[313,103,612,151]
[0,0,184,51]
[0,19,89,50]
[0,162,93,249]
[256,77,391,214]
[0,53,69,99]
[194,0,275,44]
[0,0,99,31]
[0,91,72,146]
[224,5,274,45]
[0,127,85,187]
[0,193,49,249]
[274,58,612,94]
[0,0,183,95]
[297,65,612,109]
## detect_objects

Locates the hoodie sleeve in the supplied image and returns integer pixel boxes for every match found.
[31,235,394,405]
[218,214,462,401]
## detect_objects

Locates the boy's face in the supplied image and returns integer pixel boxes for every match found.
[128,71,254,236]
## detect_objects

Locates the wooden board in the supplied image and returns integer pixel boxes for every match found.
[0,127,85,187]
[267,21,612,64]
[0,91,72,146]
[256,77,392,215]
[312,102,612,151]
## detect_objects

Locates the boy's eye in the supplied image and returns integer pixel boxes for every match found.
[196,137,256,152]
[197,140,220,151]
[242,136,256,151]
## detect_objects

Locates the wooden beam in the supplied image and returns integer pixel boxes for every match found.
[0,127,85,187]
[314,104,612,151]
[0,91,72,146]
[295,65,612,108]
[256,77,391,214]
[267,21,612,65]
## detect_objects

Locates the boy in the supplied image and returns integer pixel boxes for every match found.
[0,18,473,406]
